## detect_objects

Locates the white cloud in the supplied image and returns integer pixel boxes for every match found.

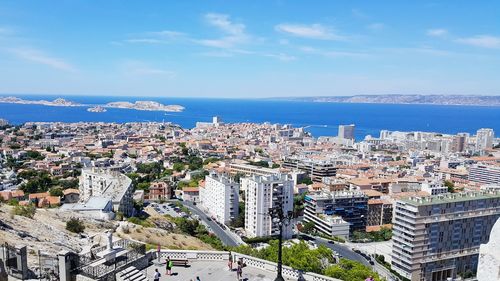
[8,47,76,72]
[275,23,344,40]
[121,60,175,77]
[367,23,385,31]
[299,46,370,59]
[125,38,165,44]
[204,13,245,35]
[196,13,249,49]
[456,35,500,49]
[427,28,448,37]
[263,53,296,62]
[124,30,187,45]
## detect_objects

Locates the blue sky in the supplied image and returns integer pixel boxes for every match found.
[0,1,499,98]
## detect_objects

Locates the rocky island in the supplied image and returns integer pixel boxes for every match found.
[87,106,107,113]
[105,101,185,112]
[0,96,185,112]
[0,96,81,106]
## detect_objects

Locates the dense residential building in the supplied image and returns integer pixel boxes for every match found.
[282,155,337,182]
[77,168,134,217]
[392,191,500,281]
[420,182,448,195]
[147,181,172,201]
[469,164,500,185]
[475,128,494,152]
[229,162,279,177]
[367,199,393,227]
[338,124,355,140]
[199,172,239,225]
[242,174,294,238]
[304,191,368,234]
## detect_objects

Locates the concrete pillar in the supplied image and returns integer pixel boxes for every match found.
[58,250,73,281]
[15,245,28,279]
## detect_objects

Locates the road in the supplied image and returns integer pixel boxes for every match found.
[181,201,241,247]
[306,235,370,266]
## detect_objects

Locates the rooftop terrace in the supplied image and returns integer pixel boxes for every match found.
[400,190,500,206]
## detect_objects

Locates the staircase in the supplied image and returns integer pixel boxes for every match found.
[116,266,147,281]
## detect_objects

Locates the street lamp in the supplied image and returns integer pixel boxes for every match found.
[268,192,294,281]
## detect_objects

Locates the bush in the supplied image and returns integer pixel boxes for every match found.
[66,218,85,233]
[49,187,64,197]
[127,216,154,227]
[11,204,36,218]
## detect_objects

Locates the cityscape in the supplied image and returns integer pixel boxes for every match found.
[0,118,498,281]
[1,1,500,281]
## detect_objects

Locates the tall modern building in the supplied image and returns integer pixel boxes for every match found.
[242,174,294,238]
[475,128,494,152]
[469,164,500,185]
[392,191,500,281]
[338,124,355,140]
[452,133,467,153]
[304,191,368,234]
[199,172,239,225]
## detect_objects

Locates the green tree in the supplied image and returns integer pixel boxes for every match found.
[230,202,245,228]
[173,162,185,172]
[136,182,150,192]
[301,221,316,234]
[49,187,63,197]
[444,180,455,193]
[298,176,313,185]
[324,259,381,281]
[66,218,85,233]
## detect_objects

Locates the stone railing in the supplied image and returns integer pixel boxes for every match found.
[153,249,342,281]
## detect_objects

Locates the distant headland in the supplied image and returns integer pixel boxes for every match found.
[0,96,185,112]
[273,94,500,107]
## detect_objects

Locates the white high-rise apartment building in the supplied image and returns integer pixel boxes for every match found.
[242,174,294,238]
[469,164,500,185]
[475,128,494,151]
[338,124,355,140]
[199,172,239,225]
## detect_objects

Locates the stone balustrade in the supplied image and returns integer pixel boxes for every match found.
[153,249,342,281]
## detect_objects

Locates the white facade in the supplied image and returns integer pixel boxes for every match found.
[469,164,500,185]
[420,182,448,195]
[304,214,349,239]
[242,174,294,238]
[79,168,134,216]
[475,128,494,151]
[200,173,239,225]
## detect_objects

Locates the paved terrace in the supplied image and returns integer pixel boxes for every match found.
[146,249,342,281]
[146,260,280,281]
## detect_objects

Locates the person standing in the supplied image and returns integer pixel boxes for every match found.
[236,259,243,280]
[166,256,172,276]
[153,269,161,281]
[228,251,233,271]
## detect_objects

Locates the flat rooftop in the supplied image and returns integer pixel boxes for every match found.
[399,190,500,206]
[145,261,288,281]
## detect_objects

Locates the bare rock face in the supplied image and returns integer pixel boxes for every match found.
[151,218,174,231]
[477,217,500,281]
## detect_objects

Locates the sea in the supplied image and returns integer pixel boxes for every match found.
[1,95,499,141]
